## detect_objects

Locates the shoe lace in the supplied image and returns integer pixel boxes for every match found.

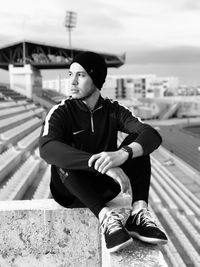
[135,209,157,227]
[101,211,123,235]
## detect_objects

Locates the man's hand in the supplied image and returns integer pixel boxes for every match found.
[88,150,128,174]
[105,167,131,194]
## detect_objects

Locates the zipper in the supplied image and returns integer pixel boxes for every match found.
[90,105,103,133]
[90,112,94,132]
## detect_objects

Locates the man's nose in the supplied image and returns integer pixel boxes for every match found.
[71,75,78,85]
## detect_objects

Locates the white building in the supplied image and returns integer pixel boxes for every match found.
[42,74,179,99]
[149,77,179,98]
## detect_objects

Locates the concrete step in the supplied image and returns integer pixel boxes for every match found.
[0,198,167,267]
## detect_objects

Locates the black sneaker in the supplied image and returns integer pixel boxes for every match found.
[125,208,168,245]
[101,210,132,253]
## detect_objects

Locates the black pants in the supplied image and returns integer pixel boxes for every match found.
[51,134,151,218]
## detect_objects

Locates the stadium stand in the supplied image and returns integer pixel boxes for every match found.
[0,155,42,200]
[17,126,42,152]
[0,100,28,109]
[0,117,42,147]
[0,88,47,200]
[0,146,23,183]
[32,164,51,199]
[0,86,200,266]
[0,85,27,100]
[150,151,200,266]
[0,104,38,119]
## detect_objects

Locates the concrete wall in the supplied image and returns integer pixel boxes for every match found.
[9,64,42,98]
[0,198,168,267]
[0,199,100,267]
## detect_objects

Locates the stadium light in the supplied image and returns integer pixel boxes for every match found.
[64,11,77,59]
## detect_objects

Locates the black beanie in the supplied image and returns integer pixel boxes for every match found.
[70,51,107,90]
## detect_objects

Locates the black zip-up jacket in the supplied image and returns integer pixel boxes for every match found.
[39,96,162,175]
[39,96,162,206]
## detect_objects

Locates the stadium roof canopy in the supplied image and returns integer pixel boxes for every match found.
[0,40,125,70]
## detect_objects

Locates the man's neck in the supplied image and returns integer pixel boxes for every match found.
[82,89,100,111]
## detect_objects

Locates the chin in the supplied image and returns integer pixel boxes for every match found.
[71,95,81,99]
[71,92,79,97]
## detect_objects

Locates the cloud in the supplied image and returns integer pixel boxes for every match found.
[127,46,200,64]
[178,0,200,11]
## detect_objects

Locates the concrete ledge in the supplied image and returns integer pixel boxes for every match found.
[102,238,167,267]
[0,198,168,267]
[0,199,100,267]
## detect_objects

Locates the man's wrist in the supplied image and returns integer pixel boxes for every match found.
[120,145,133,160]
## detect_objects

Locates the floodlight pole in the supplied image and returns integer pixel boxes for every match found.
[65,11,77,60]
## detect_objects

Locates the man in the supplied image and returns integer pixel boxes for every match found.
[39,51,167,253]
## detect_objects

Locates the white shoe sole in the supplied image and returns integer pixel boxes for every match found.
[108,238,132,253]
[128,231,168,245]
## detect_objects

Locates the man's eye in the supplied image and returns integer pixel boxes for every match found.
[67,73,73,78]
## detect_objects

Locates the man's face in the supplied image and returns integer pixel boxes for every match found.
[68,62,96,100]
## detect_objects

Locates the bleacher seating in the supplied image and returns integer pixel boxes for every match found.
[0,108,44,132]
[0,100,27,109]
[149,148,200,267]
[0,146,23,182]
[0,88,200,266]
[32,165,51,199]
[0,105,28,118]
[0,155,42,200]
[0,86,27,100]
[152,157,200,216]
[0,94,47,201]
[17,126,42,152]
[33,89,66,108]
[0,117,42,150]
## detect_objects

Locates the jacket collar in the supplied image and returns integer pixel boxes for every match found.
[74,95,104,112]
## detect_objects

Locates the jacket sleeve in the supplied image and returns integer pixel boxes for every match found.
[39,102,95,172]
[116,103,162,155]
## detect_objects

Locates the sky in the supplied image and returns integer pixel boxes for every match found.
[0,0,200,86]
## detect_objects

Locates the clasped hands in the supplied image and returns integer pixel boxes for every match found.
[88,150,131,194]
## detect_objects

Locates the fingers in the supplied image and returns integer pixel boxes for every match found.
[88,152,113,173]
[94,156,108,172]
[100,162,112,174]
[88,154,100,167]
[89,154,131,193]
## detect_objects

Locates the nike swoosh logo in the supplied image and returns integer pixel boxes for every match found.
[73,129,85,135]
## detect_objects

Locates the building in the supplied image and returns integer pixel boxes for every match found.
[42,74,179,100]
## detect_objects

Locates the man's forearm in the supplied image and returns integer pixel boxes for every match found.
[120,128,162,156]
[39,139,95,172]
[133,128,162,155]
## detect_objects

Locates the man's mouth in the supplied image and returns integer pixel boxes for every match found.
[71,88,79,93]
